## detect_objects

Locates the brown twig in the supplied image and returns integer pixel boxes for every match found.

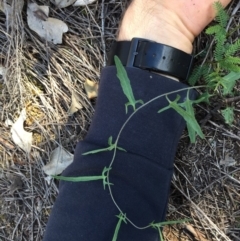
[0,136,15,150]
[225,96,240,104]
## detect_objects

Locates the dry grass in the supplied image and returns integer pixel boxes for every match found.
[0,0,239,240]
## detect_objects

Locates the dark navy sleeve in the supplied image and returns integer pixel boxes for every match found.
[43,66,196,241]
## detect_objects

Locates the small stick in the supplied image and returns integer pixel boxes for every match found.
[208,120,240,141]
[0,136,15,150]
[225,96,240,104]
[101,0,106,66]
[185,224,209,241]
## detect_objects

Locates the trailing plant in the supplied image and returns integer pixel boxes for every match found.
[189,1,240,125]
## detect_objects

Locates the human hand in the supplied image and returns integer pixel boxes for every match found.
[118,0,232,53]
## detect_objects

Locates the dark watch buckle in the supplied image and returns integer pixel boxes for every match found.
[126,38,152,67]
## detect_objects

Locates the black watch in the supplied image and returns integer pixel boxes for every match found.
[107,38,193,80]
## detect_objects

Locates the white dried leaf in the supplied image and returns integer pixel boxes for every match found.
[11,109,33,153]
[5,118,13,127]
[27,3,68,44]
[52,0,77,8]
[84,79,98,99]
[73,0,97,6]
[220,153,236,167]
[42,147,73,176]
[68,92,83,115]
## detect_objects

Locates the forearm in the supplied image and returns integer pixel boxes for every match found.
[43,67,196,241]
[43,0,232,240]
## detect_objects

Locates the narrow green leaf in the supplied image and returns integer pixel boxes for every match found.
[117,147,127,152]
[108,136,113,145]
[82,147,111,155]
[112,213,127,241]
[157,105,171,114]
[158,227,164,241]
[184,92,203,142]
[114,55,144,113]
[53,175,103,182]
[54,167,112,190]
[83,136,126,155]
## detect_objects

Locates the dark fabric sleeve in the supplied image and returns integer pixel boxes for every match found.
[43,66,196,241]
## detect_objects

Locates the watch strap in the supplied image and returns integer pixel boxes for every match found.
[107,38,193,80]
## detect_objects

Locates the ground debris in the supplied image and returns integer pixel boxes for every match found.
[220,153,236,167]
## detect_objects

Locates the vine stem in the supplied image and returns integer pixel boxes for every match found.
[106,85,205,230]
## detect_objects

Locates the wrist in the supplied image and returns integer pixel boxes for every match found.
[118,0,194,54]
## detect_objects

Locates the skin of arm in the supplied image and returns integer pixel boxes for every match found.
[118,0,231,54]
